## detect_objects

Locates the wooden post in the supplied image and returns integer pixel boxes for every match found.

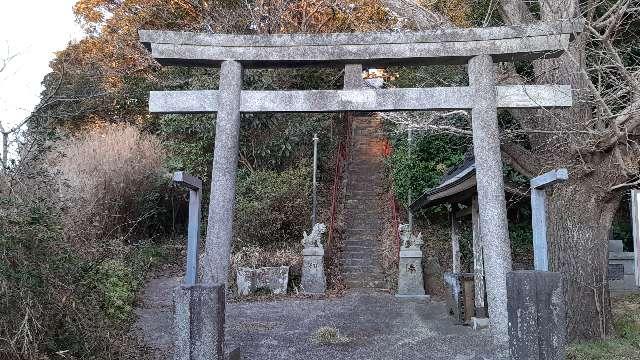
[172,172,203,286]
[450,207,462,273]
[471,196,487,318]
[530,169,568,271]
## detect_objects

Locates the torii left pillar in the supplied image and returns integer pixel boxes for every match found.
[202,60,244,285]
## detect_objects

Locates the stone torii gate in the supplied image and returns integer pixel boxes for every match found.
[140,19,582,347]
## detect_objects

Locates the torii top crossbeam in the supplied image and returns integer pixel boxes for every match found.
[140,19,582,67]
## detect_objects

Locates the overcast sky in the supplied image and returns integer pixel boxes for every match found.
[0,0,83,130]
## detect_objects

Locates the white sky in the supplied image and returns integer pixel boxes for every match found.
[0,0,84,130]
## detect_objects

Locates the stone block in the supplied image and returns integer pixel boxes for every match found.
[443,272,474,324]
[471,316,489,330]
[302,247,326,294]
[174,283,225,360]
[609,257,635,275]
[236,266,289,296]
[608,240,623,253]
[507,271,566,360]
[397,249,427,297]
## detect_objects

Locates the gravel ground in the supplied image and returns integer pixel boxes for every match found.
[133,276,499,360]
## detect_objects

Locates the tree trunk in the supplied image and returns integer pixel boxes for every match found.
[499,0,628,340]
[546,173,621,340]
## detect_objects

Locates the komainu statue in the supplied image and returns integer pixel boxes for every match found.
[399,224,423,250]
[302,223,327,249]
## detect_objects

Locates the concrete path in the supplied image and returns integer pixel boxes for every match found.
[133,276,497,360]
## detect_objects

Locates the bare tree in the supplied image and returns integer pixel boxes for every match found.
[384,0,639,341]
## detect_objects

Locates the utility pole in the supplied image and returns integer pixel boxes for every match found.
[311,133,319,226]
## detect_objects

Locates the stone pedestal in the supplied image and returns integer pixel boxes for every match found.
[174,284,226,360]
[302,247,326,294]
[397,249,429,299]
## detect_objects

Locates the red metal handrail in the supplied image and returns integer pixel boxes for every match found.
[326,113,351,251]
[389,191,401,256]
[383,138,401,257]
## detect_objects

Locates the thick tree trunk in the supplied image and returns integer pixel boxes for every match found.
[499,0,629,341]
[546,174,621,340]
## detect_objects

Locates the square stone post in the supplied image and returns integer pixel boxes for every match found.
[344,64,363,89]
[468,54,512,347]
[507,271,566,360]
[202,60,243,285]
[174,284,226,360]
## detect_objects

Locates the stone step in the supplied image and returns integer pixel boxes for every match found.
[345,279,386,289]
[344,245,376,253]
[344,272,385,282]
[343,264,382,274]
[344,259,377,267]
[343,250,378,257]
[344,271,385,281]
[343,241,377,249]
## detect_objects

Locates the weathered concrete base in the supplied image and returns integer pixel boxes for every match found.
[302,247,326,294]
[174,283,225,360]
[397,249,427,296]
[236,266,289,296]
[507,271,566,360]
[470,317,489,330]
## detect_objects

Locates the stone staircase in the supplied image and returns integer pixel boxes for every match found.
[342,115,386,289]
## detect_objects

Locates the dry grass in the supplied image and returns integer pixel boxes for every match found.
[232,245,302,269]
[567,294,640,359]
[311,326,350,345]
[48,123,166,251]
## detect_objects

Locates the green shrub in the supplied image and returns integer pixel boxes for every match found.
[94,260,137,323]
[234,164,312,249]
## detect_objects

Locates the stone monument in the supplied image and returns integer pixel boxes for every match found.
[397,224,429,299]
[301,223,327,294]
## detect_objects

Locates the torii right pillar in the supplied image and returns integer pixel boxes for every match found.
[468,54,512,349]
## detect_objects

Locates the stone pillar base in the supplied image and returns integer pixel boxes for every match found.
[302,247,326,294]
[174,283,226,360]
[507,271,566,359]
[397,249,426,296]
